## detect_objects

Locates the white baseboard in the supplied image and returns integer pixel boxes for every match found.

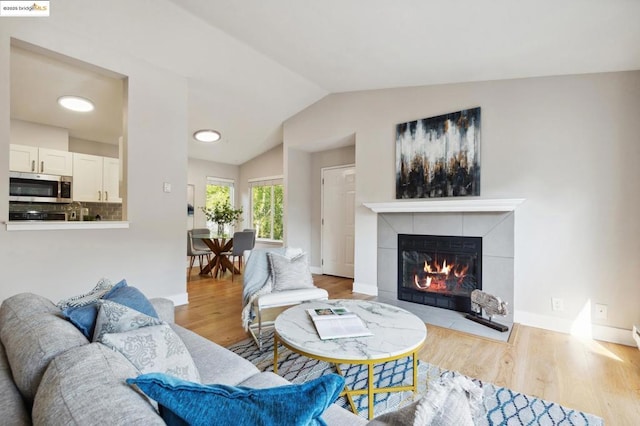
[164,292,189,306]
[591,324,635,347]
[515,310,636,346]
[514,310,573,334]
[310,266,322,275]
[353,281,378,296]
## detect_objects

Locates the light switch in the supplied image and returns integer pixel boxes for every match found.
[163,182,172,193]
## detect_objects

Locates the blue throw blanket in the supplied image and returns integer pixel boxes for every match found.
[241,247,287,330]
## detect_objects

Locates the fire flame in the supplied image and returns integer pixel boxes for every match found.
[413,258,469,292]
[414,274,432,288]
[423,259,454,275]
[454,264,469,278]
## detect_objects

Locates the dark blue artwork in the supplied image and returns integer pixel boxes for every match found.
[396,107,481,199]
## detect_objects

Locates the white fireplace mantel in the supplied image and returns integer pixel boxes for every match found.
[363,198,525,213]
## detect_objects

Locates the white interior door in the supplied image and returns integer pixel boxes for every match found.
[322,165,355,278]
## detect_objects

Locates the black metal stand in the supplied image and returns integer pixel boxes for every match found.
[465,313,509,333]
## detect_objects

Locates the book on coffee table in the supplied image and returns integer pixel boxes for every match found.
[307,307,373,340]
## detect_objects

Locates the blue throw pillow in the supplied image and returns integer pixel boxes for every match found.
[127,373,345,426]
[62,280,158,339]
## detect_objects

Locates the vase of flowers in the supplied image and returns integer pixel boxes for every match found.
[200,202,243,236]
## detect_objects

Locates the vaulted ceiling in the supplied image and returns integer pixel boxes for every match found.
[10,0,640,165]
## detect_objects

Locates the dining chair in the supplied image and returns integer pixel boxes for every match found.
[243,228,257,249]
[191,228,214,252]
[187,229,213,280]
[226,230,255,281]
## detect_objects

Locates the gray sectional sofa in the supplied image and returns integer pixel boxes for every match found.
[0,292,366,425]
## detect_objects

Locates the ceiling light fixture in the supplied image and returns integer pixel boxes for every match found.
[193,129,221,143]
[57,95,95,112]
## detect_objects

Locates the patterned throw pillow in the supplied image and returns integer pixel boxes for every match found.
[100,324,200,383]
[267,252,314,291]
[62,281,159,340]
[92,300,164,342]
[56,278,113,309]
[366,375,483,426]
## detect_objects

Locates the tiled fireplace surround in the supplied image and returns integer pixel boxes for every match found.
[366,200,521,340]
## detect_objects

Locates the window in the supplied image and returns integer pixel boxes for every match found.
[205,177,235,234]
[250,177,283,241]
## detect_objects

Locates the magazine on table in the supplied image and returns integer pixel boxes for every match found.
[307,307,373,340]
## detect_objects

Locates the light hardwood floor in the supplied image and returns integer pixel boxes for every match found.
[176,271,640,425]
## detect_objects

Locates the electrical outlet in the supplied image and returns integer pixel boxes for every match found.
[551,298,564,312]
[163,182,172,193]
[595,304,608,320]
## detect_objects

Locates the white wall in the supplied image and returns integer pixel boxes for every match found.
[283,71,640,340]
[187,158,240,229]
[1,8,188,303]
[69,137,119,158]
[284,148,312,253]
[10,119,69,150]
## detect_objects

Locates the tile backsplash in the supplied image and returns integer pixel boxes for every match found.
[9,202,122,221]
[82,202,122,221]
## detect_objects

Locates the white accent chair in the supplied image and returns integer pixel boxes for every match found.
[243,248,328,349]
[249,287,328,349]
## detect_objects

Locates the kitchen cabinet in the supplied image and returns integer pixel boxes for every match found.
[72,153,121,203]
[9,144,73,176]
[102,157,122,203]
[8,144,37,172]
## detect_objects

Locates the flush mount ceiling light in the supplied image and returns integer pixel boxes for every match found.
[57,95,95,112]
[193,129,221,143]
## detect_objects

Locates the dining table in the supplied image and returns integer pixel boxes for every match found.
[191,231,240,279]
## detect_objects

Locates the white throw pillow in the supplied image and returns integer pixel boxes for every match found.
[367,375,483,426]
[268,252,314,291]
[100,323,200,383]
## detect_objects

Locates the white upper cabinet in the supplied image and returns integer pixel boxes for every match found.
[72,153,121,203]
[72,153,102,202]
[9,144,38,172]
[9,144,73,175]
[38,148,73,176]
[102,157,122,203]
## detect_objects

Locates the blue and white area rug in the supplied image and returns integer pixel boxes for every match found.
[228,332,603,425]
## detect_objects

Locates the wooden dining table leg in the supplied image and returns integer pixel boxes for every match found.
[198,237,222,277]
[198,236,239,278]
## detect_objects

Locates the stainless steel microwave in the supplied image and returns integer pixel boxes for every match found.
[9,172,72,203]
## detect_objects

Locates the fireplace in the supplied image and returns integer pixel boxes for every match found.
[397,234,482,313]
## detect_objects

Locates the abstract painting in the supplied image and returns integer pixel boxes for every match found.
[396,107,481,199]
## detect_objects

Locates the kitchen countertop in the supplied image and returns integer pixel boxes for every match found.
[4,221,129,231]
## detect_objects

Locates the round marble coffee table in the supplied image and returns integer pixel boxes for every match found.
[273,299,427,419]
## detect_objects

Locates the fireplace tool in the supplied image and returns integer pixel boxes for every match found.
[465,289,509,332]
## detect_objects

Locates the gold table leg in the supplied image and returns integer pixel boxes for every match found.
[368,363,374,420]
[273,333,279,374]
[272,339,423,420]
[332,355,417,420]
[333,363,358,415]
[412,350,418,393]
